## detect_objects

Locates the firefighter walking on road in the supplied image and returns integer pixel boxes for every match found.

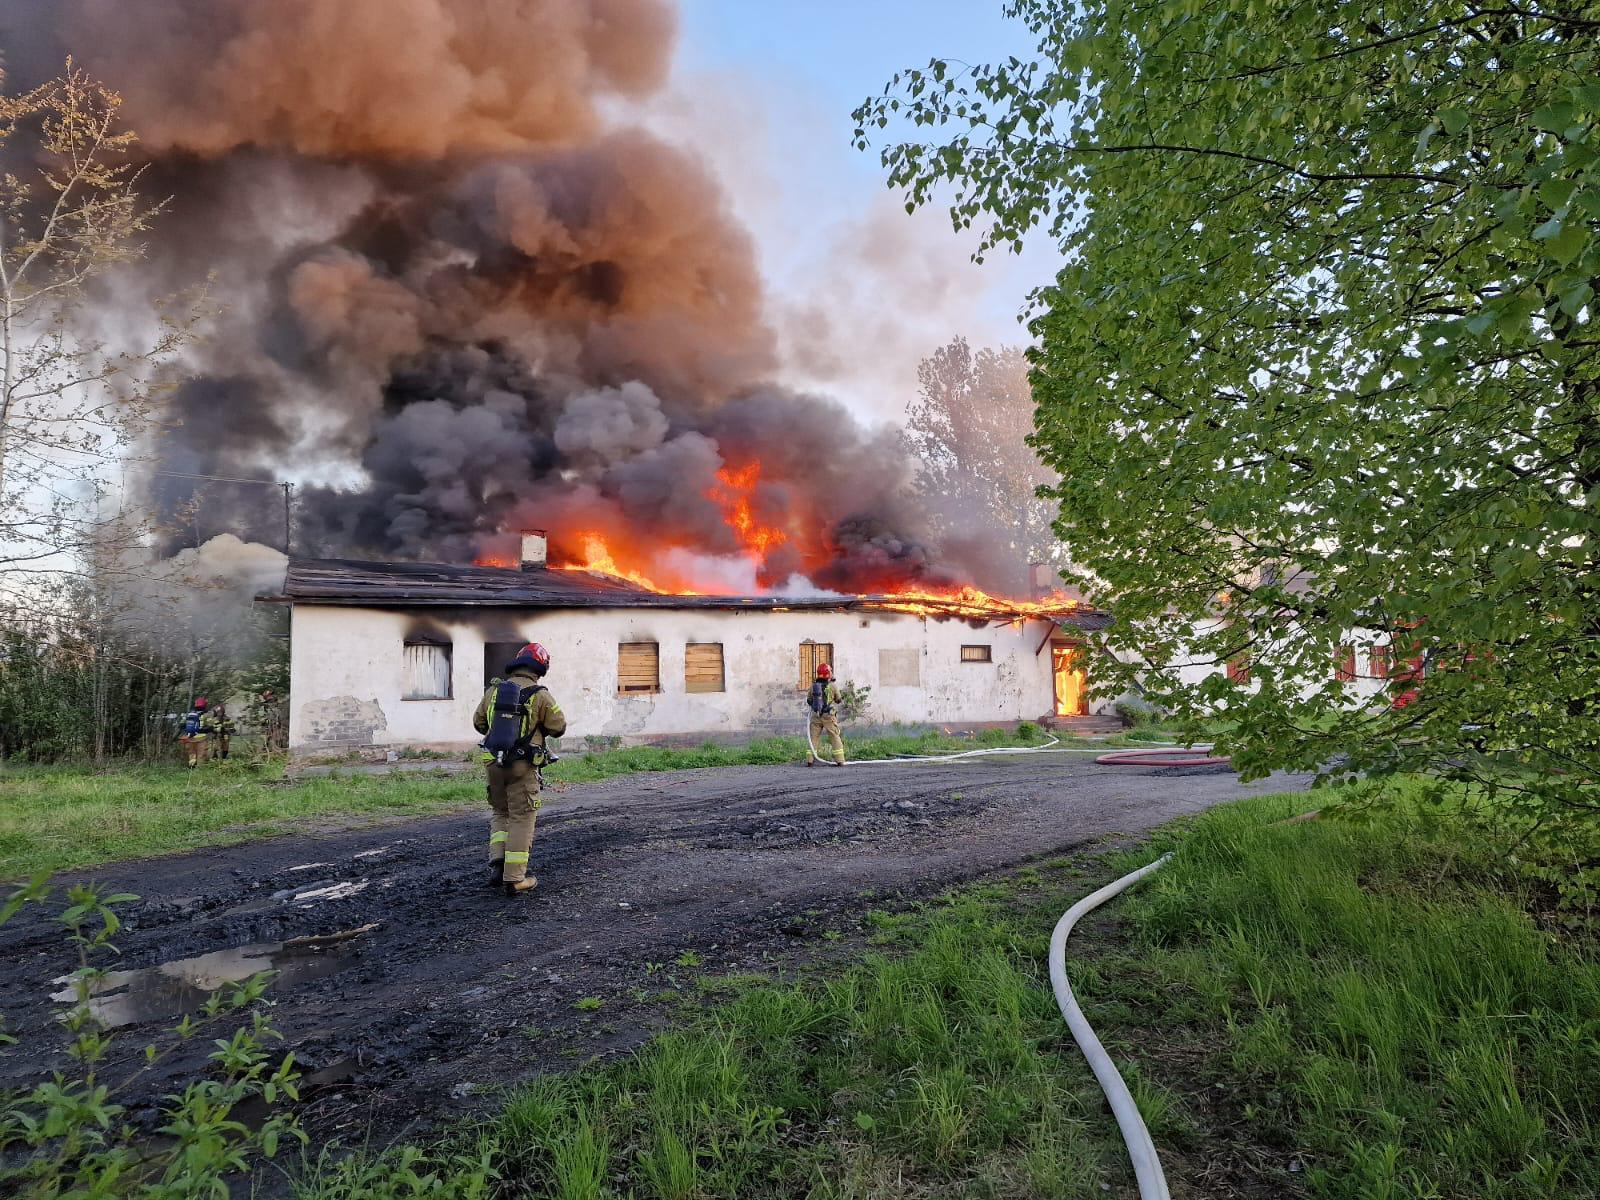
[805,663,846,767]
[473,642,567,897]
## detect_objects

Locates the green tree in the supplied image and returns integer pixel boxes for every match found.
[907,337,1059,583]
[856,3,1600,868]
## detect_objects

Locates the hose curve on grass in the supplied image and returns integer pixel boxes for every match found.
[1050,852,1175,1200]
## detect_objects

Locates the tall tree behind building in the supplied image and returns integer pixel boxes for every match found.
[906,337,1058,587]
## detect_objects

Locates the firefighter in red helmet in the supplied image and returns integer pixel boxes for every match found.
[805,662,846,766]
[178,697,221,769]
[472,642,566,896]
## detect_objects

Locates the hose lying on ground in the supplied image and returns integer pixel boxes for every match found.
[804,723,1211,768]
[1050,852,1175,1200]
[805,728,1126,765]
[1095,747,1230,768]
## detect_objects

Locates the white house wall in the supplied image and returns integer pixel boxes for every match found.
[287,604,1099,753]
[1165,616,1393,703]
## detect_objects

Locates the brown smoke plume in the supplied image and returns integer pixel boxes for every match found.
[1,0,1002,593]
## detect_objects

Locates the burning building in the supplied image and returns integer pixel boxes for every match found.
[264,533,1115,757]
[1,0,1110,731]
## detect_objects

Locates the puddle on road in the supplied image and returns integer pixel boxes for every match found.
[50,924,378,1028]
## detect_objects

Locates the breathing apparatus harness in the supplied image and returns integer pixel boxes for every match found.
[480,676,559,776]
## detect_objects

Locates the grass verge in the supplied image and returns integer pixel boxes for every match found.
[0,761,485,880]
[0,724,1069,879]
[288,790,1599,1200]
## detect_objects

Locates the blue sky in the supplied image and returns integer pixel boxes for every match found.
[659,2,1056,421]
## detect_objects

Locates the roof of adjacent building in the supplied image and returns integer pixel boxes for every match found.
[265,557,1112,631]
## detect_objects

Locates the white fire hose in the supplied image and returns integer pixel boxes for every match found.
[801,716,1178,1196]
[1050,853,1174,1199]
[803,725,1137,765]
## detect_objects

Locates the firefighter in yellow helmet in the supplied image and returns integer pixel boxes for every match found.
[473,642,566,896]
[805,662,846,766]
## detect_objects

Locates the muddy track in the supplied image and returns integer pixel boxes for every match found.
[0,755,1305,1150]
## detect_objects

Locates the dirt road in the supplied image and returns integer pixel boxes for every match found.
[0,754,1304,1147]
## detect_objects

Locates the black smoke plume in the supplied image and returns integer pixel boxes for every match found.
[1,0,998,593]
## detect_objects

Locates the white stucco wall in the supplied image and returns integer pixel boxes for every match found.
[1165,616,1394,703]
[287,604,1106,752]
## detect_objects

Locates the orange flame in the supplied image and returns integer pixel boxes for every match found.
[473,552,518,568]
[710,462,787,557]
[553,532,695,594]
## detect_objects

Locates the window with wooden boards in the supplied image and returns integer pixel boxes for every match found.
[798,642,834,689]
[1334,646,1357,682]
[617,642,660,695]
[1226,653,1251,685]
[685,642,725,693]
[960,644,993,663]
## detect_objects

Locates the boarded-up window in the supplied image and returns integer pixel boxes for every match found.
[1369,644,1392,680]
[1334,646,1356,682]
[685,642,725,693]
[960,644,993,663]
[618,642,660,694]
[402,640,452,700]
[798,642,834,689]
[879,648,920,687]
[1226,654,1251,685]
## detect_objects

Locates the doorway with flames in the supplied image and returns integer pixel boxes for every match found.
[1050,638,1089,717]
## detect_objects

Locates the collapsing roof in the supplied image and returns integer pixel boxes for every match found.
[265,557,1112,632]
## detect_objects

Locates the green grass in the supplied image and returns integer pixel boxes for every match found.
[296,883,1130,1200]
[287,789,1598,1200]
[1113,792,1600,1199]
[0,761,483,880]
[0,724,1073,879]
[544,724,1071,784]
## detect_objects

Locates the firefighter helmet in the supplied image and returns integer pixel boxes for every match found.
[816,663,832,680]
[507,642,551,675]
[193,697,208,710]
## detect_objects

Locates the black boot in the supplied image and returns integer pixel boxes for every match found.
[487,860,505,887]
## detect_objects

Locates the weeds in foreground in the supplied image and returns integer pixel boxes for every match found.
[0,879,303,1198]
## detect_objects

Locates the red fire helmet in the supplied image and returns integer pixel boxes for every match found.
[816,663,832,680]
[509,642,551,674]
[193,697,208,709]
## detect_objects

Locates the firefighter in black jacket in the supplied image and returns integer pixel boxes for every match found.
[472,642,566,896]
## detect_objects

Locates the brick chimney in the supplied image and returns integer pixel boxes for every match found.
[1028,561,1052,599]
[520,529,547,570]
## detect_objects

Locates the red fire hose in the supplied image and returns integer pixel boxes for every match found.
[1094,748,1231,768]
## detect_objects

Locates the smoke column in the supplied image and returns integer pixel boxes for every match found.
[0,0,1005,594]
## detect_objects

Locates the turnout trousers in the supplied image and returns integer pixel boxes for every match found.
[486,759,542,882]
[808,713,845,764]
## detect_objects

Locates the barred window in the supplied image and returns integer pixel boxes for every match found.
[618,642,660,694]
[685,642,725,693]
[960,644,993,663]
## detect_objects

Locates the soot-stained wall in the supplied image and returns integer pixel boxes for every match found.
[286,604,1107,754]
